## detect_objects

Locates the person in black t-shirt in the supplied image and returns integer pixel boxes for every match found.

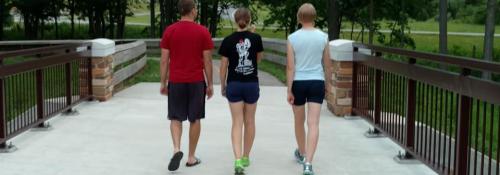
[218,7,263,174]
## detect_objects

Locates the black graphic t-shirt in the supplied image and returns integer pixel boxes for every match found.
[219,31,264,82]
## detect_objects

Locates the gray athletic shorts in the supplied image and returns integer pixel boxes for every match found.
[168,81,206,123]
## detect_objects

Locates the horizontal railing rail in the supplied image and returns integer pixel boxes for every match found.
[0,43,93,149]
[352,43,500,175]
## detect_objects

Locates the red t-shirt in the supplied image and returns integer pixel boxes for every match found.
[160,21,214,83]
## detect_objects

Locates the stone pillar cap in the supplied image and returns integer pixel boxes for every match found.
[329,39,354,61]
[91,38,115,57]
[329,39,370,61]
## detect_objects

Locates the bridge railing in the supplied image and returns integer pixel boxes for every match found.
[352,43,500,175]
[0,43,92,151]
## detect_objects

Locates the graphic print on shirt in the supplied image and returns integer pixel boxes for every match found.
[235,38,254,75]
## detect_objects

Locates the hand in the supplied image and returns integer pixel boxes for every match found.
[160,84,168,96]
[287,91,295,105]
[221,85,226,97]
[206,85,214,100]
[325,83,333,94]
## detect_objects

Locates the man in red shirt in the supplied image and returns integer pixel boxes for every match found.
[159,0,214,171]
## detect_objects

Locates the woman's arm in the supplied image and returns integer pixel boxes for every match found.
[323,43,333,93]
[257,52,264,63]
[220,56,229,96]
[286,41,295,105]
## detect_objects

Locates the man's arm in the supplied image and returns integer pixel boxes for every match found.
[160,48,170,95]
[203,50,214,99]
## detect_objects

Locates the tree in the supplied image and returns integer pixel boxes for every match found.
[68,0,76,38]
[328,0,340,40]
[12,0,52,39]
[150,0,156,37]
[0,0,5,40]
[483,0,497,79]
[439,0,447,54]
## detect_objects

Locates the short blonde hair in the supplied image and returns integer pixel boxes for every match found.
[297,3,317,23]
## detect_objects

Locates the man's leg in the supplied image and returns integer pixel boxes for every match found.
[305,103,321,163]
[187,120,201,164]
[293,105,306,156]
[171,120,183,153]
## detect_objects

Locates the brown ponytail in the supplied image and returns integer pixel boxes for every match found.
[234,8,251,29]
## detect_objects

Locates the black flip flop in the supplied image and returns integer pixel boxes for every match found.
[186,157,202,167]
[168,151,184,171]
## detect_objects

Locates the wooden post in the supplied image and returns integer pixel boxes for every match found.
[455,68,472,175]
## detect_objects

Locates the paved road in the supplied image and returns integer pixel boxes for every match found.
[0,83,437,175]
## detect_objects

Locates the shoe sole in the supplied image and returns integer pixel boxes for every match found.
[168,152,184,171]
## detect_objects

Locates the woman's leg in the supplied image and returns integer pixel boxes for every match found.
[243,103,257,158]
[305,103,322,163]
[293,105,307,156]
[230,102,245,159]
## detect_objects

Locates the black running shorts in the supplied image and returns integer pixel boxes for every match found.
[168,81,206,123]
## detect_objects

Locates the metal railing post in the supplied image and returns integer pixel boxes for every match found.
[65,62,73,111]
[365,52,384,137]
[455,68,472,175]
[351,47,358,116]
[374,52,382,127]
[87,56,93,100]
[35,69,45,127]
[0,59,6,147]
[403,58,417,159]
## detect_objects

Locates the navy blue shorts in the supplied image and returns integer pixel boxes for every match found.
[168,81,206,123]
[292,80,325,106]
[226,82,260,104]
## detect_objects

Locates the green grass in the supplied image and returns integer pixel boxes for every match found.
[258,60,286,83]
[3,23,150,40]
[5,61,83,121]
[126,15,150,24]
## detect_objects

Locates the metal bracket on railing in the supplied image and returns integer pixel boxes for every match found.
[31,122,53,132]
[364,128,385,138]
[62,109,80,116]
[0,142,18,153]
[343,116,362,120]
[394,151,420,164]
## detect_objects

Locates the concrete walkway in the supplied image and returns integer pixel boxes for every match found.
[0,83,436,175]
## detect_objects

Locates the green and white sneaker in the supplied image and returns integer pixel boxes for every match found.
[241,157,250,167]
[294,149,306,164]
[303,162,314,175]
[235,159,245,174]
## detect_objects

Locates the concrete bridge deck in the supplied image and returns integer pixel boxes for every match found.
[0,83,436,175]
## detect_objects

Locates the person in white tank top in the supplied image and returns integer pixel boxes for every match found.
[286,3,333,175]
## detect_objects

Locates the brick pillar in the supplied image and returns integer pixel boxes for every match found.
[327,61,353,116]
[89,39,115,101]
[326,40,356,117]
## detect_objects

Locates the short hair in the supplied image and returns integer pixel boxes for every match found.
[178,0,196,16]
[234,8,251,29]
[297,3,317,23]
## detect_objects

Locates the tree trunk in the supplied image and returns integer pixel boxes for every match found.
[150,0,156,38]
[368,0,374,44]
[0,0,4,40]
[200,0,208,26]
[328,0,341,40]
[439,0,447,54]
[70,0,75,38]
[483,0,497,80]
[109,2,115,39]
[208,0,219,37]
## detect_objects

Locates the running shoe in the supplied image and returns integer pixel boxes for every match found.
[294,149,306,164]
[241,156,250,167]
[303,162,314,175]
[235,159,245,174]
